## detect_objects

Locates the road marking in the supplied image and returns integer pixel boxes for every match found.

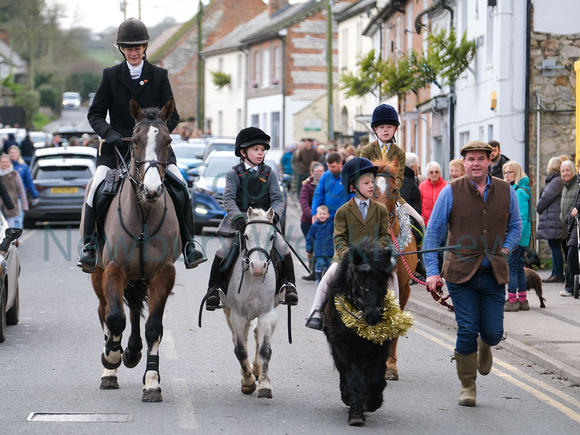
[412,320,580,422]
[162,330,178,360]
[170,378,198,429]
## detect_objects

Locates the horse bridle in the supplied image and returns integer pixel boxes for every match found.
[236,219,277,293]
[130,120,170,185]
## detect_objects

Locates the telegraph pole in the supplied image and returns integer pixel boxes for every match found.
[197,0,205,132]
[326,0,334,142]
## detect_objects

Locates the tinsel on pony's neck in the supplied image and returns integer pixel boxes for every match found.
[334,291,413,345]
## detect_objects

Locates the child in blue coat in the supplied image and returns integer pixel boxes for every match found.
[306,205,334,283]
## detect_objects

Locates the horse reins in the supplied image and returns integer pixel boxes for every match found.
[114,119,171,283]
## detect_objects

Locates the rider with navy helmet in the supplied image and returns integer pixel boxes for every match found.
[204,127,298,310]
[305,157,397,330]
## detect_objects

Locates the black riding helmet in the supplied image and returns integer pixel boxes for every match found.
[235,127,271,158]
[115,18,150,58]
[341,157,378,195]
[371,104,400,128]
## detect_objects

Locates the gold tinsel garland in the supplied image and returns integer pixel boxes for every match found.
[334,291,414,345]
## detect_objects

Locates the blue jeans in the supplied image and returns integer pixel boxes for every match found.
[507,246,527,293]
[446,269,505,354]
[547,238,564,278]
[315,256,333,283]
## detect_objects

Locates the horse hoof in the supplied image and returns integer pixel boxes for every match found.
[257,388,273,399]
[241,384,256,395]
[100,376,119,389]
[101,352,122,370]
[142,388,162,402]
[385,370,399,381]
[348,416,366,427]
[123,350,142,368]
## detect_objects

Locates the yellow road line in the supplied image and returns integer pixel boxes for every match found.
[412,321,580,422]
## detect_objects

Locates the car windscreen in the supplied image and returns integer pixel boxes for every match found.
[174,145,205,159]
[207,143,234,155]
[35,166,92,180]
[203,157,238,177]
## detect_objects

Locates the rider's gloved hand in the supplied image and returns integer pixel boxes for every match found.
[272,213,280,225]
[104,130,124,152]
[234,217,247,233]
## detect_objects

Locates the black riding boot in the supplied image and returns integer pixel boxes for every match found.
[166,175,207,269]
[301,253,315,281]
[77,204,97,273]
[280,253,298,305]
[206,255,224,310]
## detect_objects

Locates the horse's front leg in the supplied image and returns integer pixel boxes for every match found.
[225,309,255,395]
[92,267,120,389]
[98,265,128,388]
[142,264,175,402]
[255,311,277,399]
[346,363,366,426]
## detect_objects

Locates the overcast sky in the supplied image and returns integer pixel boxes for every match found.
[54,0,303,34]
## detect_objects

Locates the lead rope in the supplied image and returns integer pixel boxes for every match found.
[389,225,454,312]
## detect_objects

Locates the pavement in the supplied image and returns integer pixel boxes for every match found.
[406,270,580,385]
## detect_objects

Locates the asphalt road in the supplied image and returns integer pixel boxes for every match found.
[1,198,580,433]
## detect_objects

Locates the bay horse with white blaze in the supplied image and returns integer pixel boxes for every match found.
[323,238,413,426]
[82,99,180,402]
[222,207,282,399]
[373,157,418,380]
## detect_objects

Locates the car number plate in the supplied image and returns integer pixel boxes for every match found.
[51,187,78,194]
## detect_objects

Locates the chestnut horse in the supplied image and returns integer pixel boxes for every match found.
[372,157,418,380]
[81,99,180,402]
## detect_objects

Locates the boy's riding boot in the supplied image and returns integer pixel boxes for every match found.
[206,256,225,310]
[455,351,477,407]
[166,177,206,269]
[301,253,315,281]
[77,204,97,273]
[280,253,298,305]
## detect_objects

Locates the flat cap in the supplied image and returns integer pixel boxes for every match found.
[460,140,492,157]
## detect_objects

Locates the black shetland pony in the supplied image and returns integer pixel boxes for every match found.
[323,238,395,426]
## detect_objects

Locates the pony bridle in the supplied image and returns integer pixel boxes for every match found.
[131,120,169,185]
[241,220,276,273]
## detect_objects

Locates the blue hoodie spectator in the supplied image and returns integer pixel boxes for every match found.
[311,153,350,219]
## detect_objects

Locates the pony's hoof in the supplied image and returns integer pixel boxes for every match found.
[241,384,256,395]
[100,376,119,389]
[348,416,366,426]
[257,388,273,399]
[101,352,122,370]
[385,370,399,381]
[123,350,142,368]
[142,388,162,402]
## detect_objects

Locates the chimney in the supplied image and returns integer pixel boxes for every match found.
[269,0,289,17]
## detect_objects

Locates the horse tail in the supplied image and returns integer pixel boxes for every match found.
[124,280,148,317]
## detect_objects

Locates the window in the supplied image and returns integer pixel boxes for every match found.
[271,112,280,149]
[237,109,242,132]
[488,124,494,141]
[254,50,261,86]
[273,46,281,85]
[459,131,470,148]
[262,48,270,87]
[251,114,259,127]
[486,6,494,65]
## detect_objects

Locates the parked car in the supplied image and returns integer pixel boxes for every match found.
[173,142,206,186]
[27,131,48,149]
[44,127,97,148]
[0,213,23,343]
[29,146,97,171]
[62,92,81,110]
[201,137,236,161]
[191,150,287,234]
[23,157,96,228]
[88,92,96,107]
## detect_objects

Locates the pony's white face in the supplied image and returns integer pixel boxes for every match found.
[245,208,275,276]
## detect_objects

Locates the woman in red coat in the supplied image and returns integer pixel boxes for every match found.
[419,161,447,227]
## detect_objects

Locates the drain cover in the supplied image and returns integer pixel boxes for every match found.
[27,413,132,422]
